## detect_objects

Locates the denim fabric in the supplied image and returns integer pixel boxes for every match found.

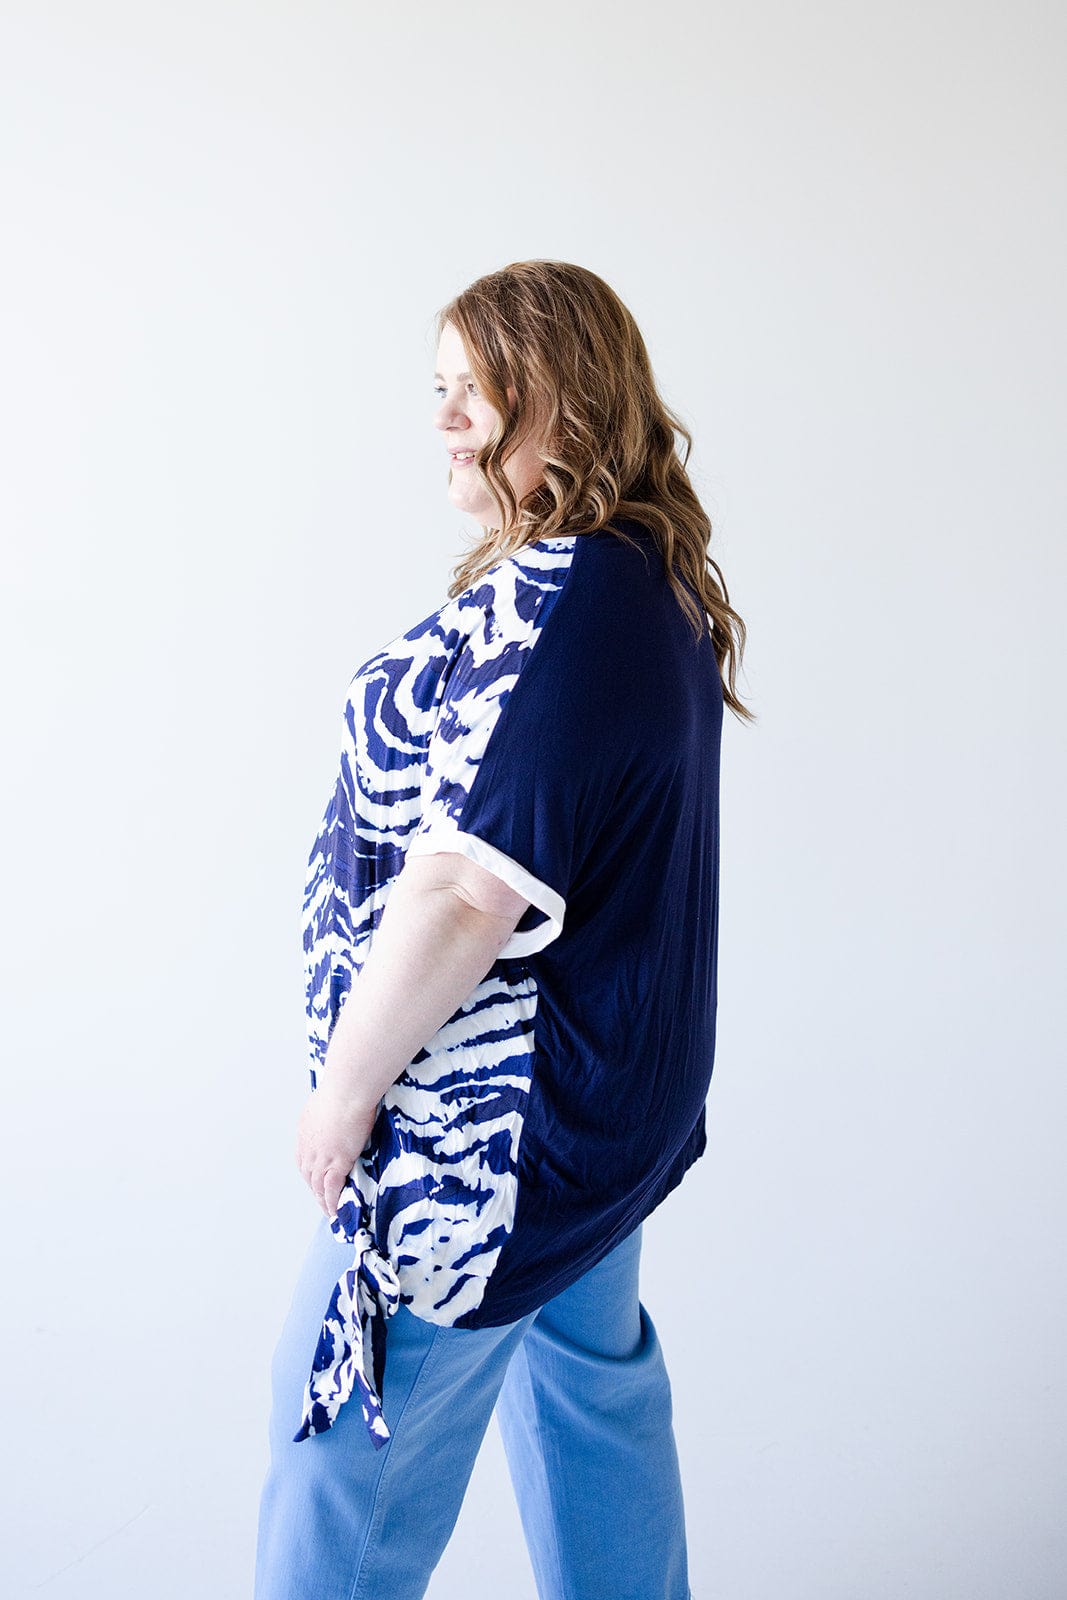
[254,1214,691,1600]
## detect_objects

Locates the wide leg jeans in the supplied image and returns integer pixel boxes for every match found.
[253,1214,691,1600]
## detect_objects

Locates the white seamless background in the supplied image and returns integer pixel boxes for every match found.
[1,4,1063,1598]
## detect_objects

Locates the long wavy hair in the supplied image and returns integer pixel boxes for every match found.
[433,260,754,723]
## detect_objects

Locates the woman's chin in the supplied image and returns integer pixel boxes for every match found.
[448,485,493,521]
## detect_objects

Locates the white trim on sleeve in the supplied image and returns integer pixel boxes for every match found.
[406,820,565,956]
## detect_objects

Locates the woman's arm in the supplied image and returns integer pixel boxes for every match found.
[296,851,530,1219]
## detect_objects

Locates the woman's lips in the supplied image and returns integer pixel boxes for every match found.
[450,451,476,468]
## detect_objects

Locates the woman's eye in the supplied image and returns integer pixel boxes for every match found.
[432,381,479,399]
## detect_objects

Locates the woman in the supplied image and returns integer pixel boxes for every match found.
[254,260,752,1600]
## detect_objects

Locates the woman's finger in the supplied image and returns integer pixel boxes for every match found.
[310,1161,337,1216]
[323,1165,345,1220]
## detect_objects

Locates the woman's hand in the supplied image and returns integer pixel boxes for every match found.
[296,1083,379,1220]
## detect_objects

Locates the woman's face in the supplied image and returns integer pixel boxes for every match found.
[433,320,546,529]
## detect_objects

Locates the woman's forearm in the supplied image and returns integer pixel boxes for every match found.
[317,855,524,1114]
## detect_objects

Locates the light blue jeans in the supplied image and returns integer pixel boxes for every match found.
[254,1214,691,1599]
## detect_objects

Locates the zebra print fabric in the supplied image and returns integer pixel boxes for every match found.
[295,537,577,1448]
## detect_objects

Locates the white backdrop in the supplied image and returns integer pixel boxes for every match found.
[2,3,1064,1597]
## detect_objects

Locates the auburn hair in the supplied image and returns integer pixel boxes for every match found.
[433,260,754,723]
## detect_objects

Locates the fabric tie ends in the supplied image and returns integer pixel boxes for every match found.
[293,1212,402,1449]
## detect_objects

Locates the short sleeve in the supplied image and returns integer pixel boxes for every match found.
[405,626,597,959]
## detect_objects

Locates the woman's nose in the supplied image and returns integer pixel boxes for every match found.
[434,400,468,432]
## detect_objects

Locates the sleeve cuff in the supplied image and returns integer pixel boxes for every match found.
[405,821,566,956]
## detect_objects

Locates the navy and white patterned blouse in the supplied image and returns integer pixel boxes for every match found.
[296,518,723,1449]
